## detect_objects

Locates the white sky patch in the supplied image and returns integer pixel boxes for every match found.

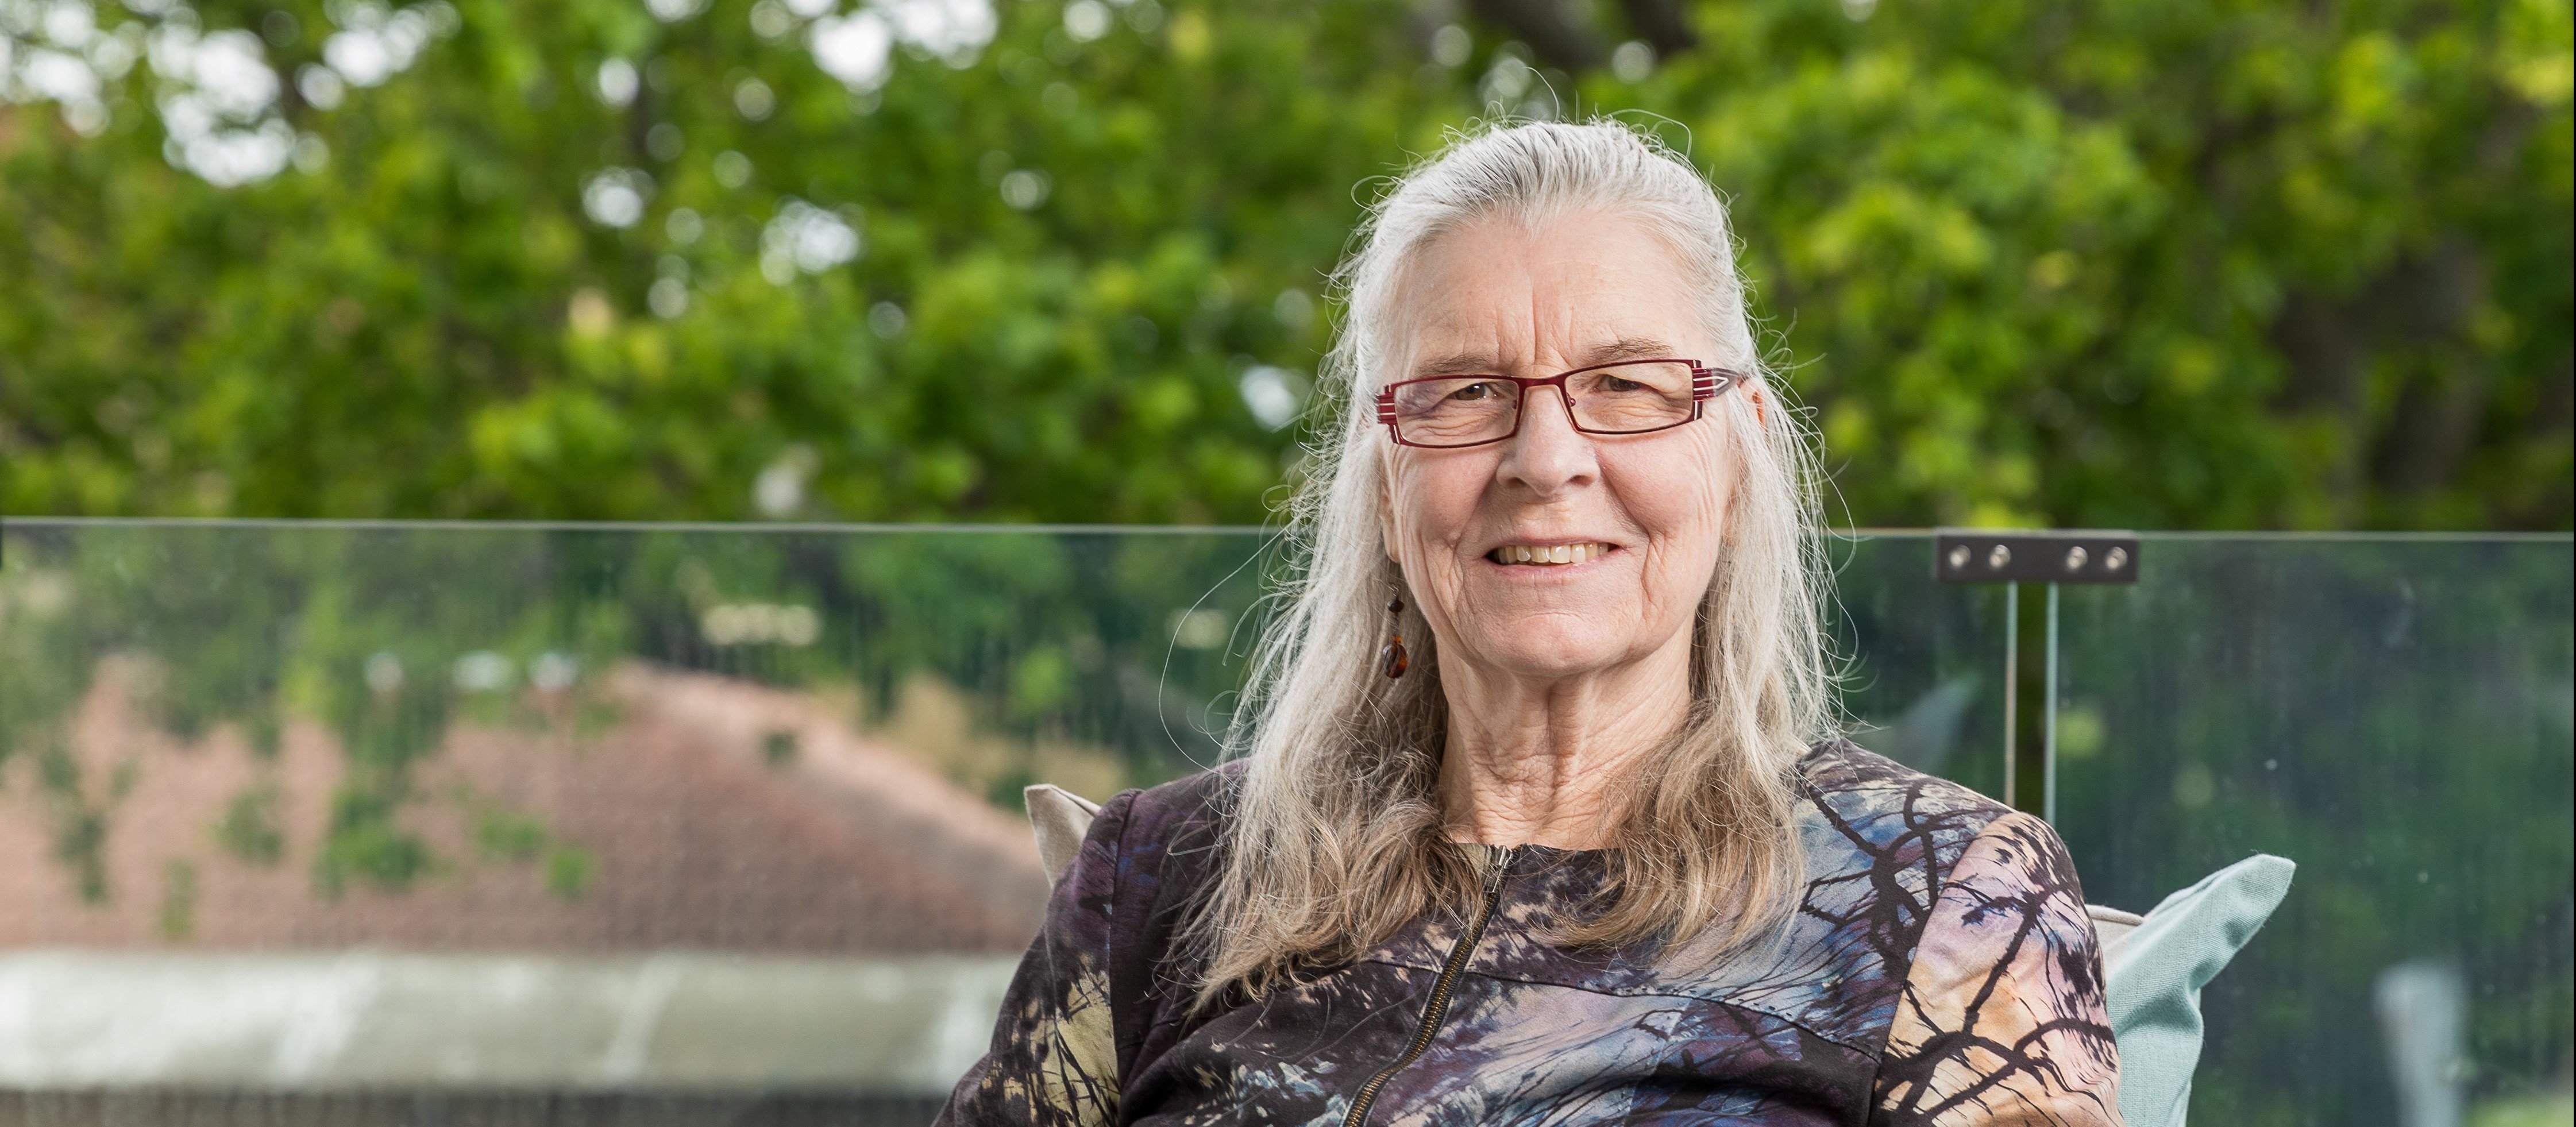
[732,73,773,119]
[88,23,140,79]
[1237,366,1307,431]
[46,1,97,44]
[530,653,580,692]
[3,0,123,136]
[998,167,1047,210]
[751,445,817,519]
[882,0,992,63]
[595,56,637,106]
[581,167,654,228]
[1429,24,1471,68]
[1062,0,1108,43]
[807,10,891,90]
[320,0,448,87]
[1,0,453,184]
[23,45,98,101]
[649,276,690,319]
[792,0,992,90]
[759,198,861,284]
[150,25,295,184]
[451,651,514,692]
[296,63,345,109]
[152,25,275,117]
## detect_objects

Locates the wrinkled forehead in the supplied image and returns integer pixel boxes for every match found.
[1377,210,1713,381]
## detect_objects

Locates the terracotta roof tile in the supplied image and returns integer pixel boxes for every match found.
[1,662,1050,954]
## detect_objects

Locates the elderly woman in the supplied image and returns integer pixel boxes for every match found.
[939,122,2121,1125]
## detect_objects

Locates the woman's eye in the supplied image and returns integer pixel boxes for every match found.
[1450,383,1497,402]
[1599,376,1644,392]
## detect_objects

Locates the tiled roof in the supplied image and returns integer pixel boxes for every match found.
[1,662,1050,954]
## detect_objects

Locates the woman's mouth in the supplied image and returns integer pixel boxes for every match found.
[1486,542,1613,566]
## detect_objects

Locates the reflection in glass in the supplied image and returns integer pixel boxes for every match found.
[2052,536,2573,1125]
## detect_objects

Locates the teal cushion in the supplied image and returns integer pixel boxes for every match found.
[2103,854,2297,1127]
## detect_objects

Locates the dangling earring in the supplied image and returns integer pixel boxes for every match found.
[1380,593,1410,679]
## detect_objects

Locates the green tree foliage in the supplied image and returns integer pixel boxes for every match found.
[1,0,2567,527]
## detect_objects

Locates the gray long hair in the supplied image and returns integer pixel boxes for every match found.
[1191,120,1836,1008]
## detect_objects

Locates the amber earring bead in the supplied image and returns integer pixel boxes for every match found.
[1380,595,1409,678]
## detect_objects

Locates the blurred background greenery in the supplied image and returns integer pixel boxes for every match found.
[2,0,2569,529]
[2,4,2571,1120]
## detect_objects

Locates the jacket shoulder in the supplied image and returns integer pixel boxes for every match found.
[1680,739,2024,1052]
[1797,736,2015,864]
[1090,763,1241,1080]
[1106,760,1240,855]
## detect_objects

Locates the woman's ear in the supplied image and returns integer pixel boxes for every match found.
[1743,381,1768,427]
[1377,441,1403,564]
[1379,485,1401,564]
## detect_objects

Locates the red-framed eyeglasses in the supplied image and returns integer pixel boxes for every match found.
[1372,358,1740,449]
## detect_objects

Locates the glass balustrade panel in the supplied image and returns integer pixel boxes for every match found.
[1830,532,2013,800]
[0,520,2004,1120]
[2050,534,2575,1127]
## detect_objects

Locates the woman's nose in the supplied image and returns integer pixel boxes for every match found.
[1498,385,1597,495]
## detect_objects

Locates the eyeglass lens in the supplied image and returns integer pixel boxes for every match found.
[1390,361,1699,446]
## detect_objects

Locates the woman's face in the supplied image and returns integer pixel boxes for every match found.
[1380,210,1737,685]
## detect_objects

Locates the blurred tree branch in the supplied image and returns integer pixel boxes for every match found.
[0,0,2564,530]
[1463,0,1607,69]
[1460,0,1696,70]
[1615,0,1695,56]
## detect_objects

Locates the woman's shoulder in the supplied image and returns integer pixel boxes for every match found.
[1686,738,2080,1055]
[1795,740,2116,1116]
[1794,736,2025,876]
[1073,762,1243,915]
[1098,759,1243,849]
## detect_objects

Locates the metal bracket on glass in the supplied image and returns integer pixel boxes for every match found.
[1933,530,2139,825]
[1933,530,2141,585]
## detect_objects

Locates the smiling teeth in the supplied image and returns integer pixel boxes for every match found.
[1492,542,1610,566]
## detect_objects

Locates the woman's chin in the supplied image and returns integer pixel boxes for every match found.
[1449,625,1639,681]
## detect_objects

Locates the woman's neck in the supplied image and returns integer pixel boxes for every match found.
[1434,638,1694,850]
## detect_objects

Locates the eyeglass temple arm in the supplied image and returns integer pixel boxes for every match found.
[1691,366,1733,402]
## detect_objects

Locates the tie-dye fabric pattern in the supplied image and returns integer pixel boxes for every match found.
[936,741,2121,1126]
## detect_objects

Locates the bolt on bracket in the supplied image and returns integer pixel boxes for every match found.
[1934,529,2141,585]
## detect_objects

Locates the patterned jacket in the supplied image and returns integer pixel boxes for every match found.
[937,740,2123,1125]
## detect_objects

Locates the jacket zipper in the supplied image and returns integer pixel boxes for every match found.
[1340,845,1514,1127]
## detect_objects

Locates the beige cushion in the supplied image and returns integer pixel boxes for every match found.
[2088,904,2145,960]
[1025,784,1102,886]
